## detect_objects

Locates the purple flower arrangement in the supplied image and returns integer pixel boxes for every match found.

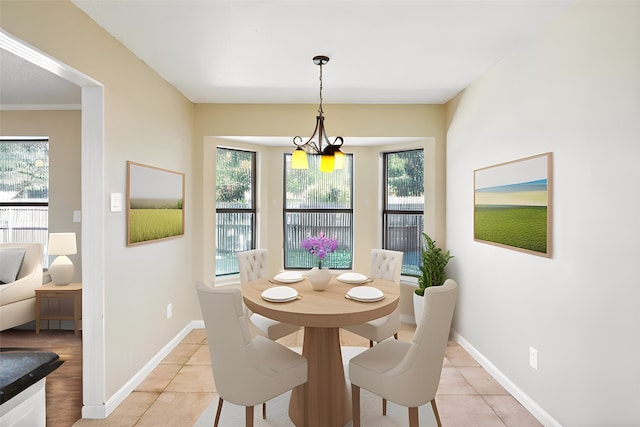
[301,232,338,268]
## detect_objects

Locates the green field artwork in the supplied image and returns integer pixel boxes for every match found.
[127,162,185,245]
[474,153,551,256]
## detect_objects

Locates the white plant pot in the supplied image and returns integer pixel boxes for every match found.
[306,267,331,291]
[413,292,425,327]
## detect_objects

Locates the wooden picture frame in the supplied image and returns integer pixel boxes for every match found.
[474,153,552,257]
[127,161,185,246]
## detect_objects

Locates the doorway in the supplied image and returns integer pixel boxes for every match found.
[0,30,107,418]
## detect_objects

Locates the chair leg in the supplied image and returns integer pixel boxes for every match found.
[408,406,419,427]
[351,383,361,427]
[245,405,254,427]
[262,402,266,419]
[214,398,223,427]
[431,399,442,427]
[382,398,387,415]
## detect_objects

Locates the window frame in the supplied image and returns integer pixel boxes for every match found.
[214,147,257,277]
[382,148,424,276]
[0,137,50,266]
[282,153,354,270]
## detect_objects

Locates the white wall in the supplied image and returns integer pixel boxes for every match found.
[446,1,640,425]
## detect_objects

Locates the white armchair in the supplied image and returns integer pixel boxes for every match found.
[0,243,43,331]
[237,249,301,340]
[349,279,458,427]
[196,283,308,427]
[343,249,403,346]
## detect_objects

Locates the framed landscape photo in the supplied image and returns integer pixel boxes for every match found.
[127,161,185,246]
[474,153,552,257]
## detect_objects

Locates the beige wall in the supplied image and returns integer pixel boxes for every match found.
[193,104,446,283]
[0,110,82,282]
[1,0,195,404]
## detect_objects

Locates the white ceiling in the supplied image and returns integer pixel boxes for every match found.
[1,1,574,109]
[0,48,82,110]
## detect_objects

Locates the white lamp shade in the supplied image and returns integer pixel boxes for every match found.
[48,232,77,256]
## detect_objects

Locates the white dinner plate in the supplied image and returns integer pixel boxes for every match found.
[262,286,299,303]
[273,271,304,283]
[346,286,385,302]
[337,272,370,284]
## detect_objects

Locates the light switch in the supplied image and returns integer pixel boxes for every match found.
[73,210,82,222]
[110,193,123,212]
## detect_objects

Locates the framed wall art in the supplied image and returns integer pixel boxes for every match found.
[474,152,552,257]
[127,161,185,246]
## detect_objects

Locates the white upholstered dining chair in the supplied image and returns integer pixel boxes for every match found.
[196,283,308,427]
[343,249,403,346]
[237,249,301,340]
[349,279,458,427]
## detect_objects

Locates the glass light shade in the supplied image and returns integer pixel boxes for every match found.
[333,150,345,170]
[320,153,335,172]
[48,232,77,256]
[291,148,309,169]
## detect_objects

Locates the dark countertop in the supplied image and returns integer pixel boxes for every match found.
[0,349,63,404]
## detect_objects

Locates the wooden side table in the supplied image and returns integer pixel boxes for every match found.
[35,282,82,336]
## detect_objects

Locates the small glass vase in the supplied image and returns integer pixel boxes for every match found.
[306,266,331,291]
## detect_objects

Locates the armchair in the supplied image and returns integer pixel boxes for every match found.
[0,243,43,331]
[349,279,458,427]
[342,249,403,346]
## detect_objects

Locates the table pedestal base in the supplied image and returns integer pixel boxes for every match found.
[289,327,351,427]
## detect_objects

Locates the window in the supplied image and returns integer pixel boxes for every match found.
[284,153,353,269]
[0,138,49,265]
[215,147,256,276]
[383,149,424,276]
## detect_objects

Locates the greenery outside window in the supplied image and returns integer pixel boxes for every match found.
[215,147,256,276]
[383,149,424,276]
[284,153,353,269]
[0,138,49,266]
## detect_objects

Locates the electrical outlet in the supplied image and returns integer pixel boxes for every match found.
[529,346,538,370]
[166,303,172,319]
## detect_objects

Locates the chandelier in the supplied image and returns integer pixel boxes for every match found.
[291,55,345,172]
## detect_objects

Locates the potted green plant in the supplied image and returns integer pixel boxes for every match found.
[414,232,453,325]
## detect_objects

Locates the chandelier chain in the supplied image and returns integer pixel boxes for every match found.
[318,62,324,116]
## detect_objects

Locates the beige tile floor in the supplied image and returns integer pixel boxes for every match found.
[73,323,541,426]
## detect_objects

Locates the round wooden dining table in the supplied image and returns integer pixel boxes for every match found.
[242,275,400,427]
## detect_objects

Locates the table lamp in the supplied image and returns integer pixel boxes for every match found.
[48,232,77,285]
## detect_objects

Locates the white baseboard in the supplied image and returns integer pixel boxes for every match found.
[450,330,561,427]
[93,321,203,419]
